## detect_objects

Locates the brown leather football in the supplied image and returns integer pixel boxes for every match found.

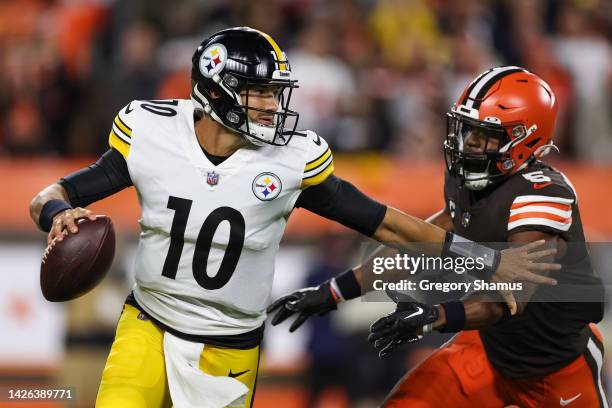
[40,216,116,302]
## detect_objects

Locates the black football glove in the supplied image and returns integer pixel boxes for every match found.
[368,301,439,359]
[267,281,337,332]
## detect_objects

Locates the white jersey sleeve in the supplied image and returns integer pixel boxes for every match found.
[300,131,334,188]
[108,101,138,158]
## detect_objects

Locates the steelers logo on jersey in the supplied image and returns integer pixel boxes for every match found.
[252,173,282,201]
[199,43,227,78]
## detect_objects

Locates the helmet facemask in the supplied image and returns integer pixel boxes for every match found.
[444,112,518,190]
[192,72,299,147]
[239,80,299,146]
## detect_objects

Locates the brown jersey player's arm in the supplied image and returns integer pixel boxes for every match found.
[432,230,563,331]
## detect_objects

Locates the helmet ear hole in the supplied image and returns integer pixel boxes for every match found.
[226,111,241,124]
[223,74,240,89]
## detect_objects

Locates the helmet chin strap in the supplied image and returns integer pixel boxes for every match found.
[463,158,532,190]
[192,84,224,124]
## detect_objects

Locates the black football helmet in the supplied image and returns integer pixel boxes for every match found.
[191,27,299,146]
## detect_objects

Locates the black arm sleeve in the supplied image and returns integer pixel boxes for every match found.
[295,175,387,236]
[59,148,133,207]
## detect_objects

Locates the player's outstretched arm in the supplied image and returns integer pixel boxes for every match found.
[267,210,453,331]
[29,148,132,245]
[277,178,560,329]
[298,176,559,289]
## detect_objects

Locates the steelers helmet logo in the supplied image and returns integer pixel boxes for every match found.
[199,43,227,78]
[252,172,282,201]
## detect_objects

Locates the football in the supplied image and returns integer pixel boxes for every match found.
[40,216,116,302]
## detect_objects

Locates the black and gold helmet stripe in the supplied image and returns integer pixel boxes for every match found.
[254,29,288,71]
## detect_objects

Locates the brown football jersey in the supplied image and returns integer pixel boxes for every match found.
[444,160,604,378]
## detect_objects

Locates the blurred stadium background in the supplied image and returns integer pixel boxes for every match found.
[1,0,611,407]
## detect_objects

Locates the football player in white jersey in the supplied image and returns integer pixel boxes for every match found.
[30,28,559,408]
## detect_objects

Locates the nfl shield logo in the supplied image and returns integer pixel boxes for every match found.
[207,171,219,186]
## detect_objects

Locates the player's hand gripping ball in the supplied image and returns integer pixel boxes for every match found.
[40,216,115,302]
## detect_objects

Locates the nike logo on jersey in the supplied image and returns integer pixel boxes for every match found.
[403,307,424,320]
[228,369,250,378]
[533,182,553,189]
[312,133,322,146]
[560,393,581,406]
[125,102,134,114]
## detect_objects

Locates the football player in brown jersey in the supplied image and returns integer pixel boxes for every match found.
[270,67,607,407]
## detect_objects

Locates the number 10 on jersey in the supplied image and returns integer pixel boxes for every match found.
[161,196,245,290]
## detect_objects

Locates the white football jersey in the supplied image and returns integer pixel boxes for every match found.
[108,99,334,336]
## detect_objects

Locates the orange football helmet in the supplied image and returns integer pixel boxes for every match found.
[444,66,558,190]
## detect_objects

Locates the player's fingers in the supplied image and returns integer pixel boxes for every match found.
[520,271,558,286]
[73,207,93,218]
[368,323,393,343]
[528,262,562,272]
[379,339,401,359]
[51,217,65,242]
[499,290,517,315]
[368,332,382,344]
[373,333,397,350]
[289,312,310,332]
[525,248,557,261]
[270,305,294,326]
[369,329,390,344]
[516,239,547,253]
[369,322,398,343]
[63,212,79,234]
[47,226,58,245]
[373,337,387,350]
[286,294,309,312]
[406,335,420,343]
[67,208,94,233]
[83,209,97,221]
[373,331,398,349]
[266,295,294,313]
[370,315,393,334]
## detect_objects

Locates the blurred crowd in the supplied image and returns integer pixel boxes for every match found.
[2,2,612,406]
[1,0,611,160]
